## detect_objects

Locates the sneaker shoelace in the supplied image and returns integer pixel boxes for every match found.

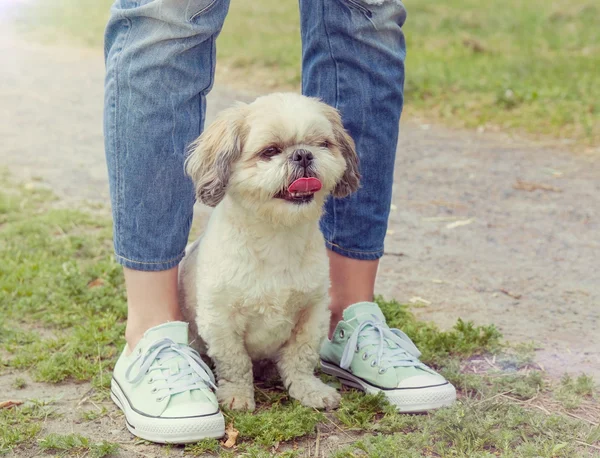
[340,319,425,373]
[125,338,217,401]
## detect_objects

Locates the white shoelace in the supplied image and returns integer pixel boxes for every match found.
[340,319,425,373]
[125,338,216,401]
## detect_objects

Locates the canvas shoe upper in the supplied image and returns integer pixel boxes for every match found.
[111,321,225,443]
[320,302,456,412]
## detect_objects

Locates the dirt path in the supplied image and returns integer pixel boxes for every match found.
[2,22,598,388]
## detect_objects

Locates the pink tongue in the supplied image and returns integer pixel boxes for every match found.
[288,177,322,193]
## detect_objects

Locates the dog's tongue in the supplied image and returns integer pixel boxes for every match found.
[288,177,322,193]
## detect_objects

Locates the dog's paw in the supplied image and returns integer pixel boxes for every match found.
[217,381,256,411]
[288,378,341,410]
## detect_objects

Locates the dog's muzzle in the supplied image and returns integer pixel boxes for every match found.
[274,149,322,204]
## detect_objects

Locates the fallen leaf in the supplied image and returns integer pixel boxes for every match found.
[271,441,280,453]
[499,288,522,299]
[409,296,431,306]
[446,218,475,229]
[463,37,487,53]
[513,179,562,192]
[423,216,461,222]
[543,168,564,177]
[222,423,239,448]
[87,278,105,288]
[0,400,23,409]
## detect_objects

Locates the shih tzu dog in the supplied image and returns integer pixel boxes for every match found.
[179,93,360,411]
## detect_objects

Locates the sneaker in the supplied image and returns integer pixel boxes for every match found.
[320,302,456,412]
[111,322,225,443]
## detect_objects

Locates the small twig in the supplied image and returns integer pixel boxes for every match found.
[314,428,320,458]
[484,356,499,370]
[254,386,272,400]
[316,410,352,439]
[474,390,513,406]
[97,342,104,389]
[529,402,552,415]
[90,400,102,412]
[499,394,552,416]
[76,395,91,408]
[499,288,522,299]
[384,252,405,257]
[523,394,539,405]
[575,439,600,451]
[565,411,599,426]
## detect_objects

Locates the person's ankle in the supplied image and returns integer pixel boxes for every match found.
[125,313,183,353]
[328,309,343,339]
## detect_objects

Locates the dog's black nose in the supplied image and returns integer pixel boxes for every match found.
[292,149,314,168]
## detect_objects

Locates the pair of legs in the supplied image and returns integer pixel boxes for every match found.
[104,0,407,348]
[123,254,377,345]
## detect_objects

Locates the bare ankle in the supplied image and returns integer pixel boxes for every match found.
[328,310,343,339]
[327,249,379,337]
[123,266,183,351]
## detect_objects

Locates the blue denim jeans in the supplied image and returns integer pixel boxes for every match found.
[104,0,406,271]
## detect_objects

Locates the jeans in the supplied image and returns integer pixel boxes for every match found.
[104,0,406,271]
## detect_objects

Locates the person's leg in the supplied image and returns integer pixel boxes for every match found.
[299,0,406,335]
[104,0,230,350]
[301,0,457,412]
[104,0,230,442]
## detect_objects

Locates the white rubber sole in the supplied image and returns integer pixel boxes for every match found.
[110,379,225,444]
[320,360,456,413]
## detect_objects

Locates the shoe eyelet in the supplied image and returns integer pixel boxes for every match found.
[355,346,359,353]
[371,360,377,367]
[151,388,157,394]
[378,368,387,374]
[156,397,164,402]
[362,353,368,360]
[339,329,345,339]
[147,378,154,384]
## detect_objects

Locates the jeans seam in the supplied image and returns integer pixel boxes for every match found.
[322,0,339,242]
[112,14,132,255]
[189,0,219,22]
[326,240,383,255]
[115,252,184,265]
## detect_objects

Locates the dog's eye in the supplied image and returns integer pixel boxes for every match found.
[319,141,330,148]
[261,146,282,158]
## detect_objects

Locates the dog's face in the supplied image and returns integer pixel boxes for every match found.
[185,93,360,224]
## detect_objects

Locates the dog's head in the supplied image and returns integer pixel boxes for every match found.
[185,93,360,224]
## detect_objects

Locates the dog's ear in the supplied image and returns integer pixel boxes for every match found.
[322,104,360,198]
[185,103,247,207]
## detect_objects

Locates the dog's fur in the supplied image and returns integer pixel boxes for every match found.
[179,93,360,411]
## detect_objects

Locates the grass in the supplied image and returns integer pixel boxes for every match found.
[38,433,119,457]
[0,400,55,454]
[1,176,599,456]
[13,0,600,147]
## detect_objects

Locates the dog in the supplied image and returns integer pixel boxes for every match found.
[179,93,360,411]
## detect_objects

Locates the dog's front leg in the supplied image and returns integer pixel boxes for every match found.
[276,299,341,410]
[200,319,255,411]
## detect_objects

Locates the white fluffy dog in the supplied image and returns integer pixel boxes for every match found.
[179,93,360,411]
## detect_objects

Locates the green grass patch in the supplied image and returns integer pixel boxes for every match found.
[38,433,119,457]
[14,0,600,146]
[0,400,56,455]
[0,179,126,387]
[226,402,325,447]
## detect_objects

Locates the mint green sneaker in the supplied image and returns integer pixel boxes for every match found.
[111,322,225,443]
[320,302,456,412]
